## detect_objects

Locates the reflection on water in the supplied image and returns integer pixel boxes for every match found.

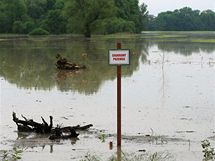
[15,132,78,152]
[0,35,214,94]
[156,41,215,55]
[0,36,148,94]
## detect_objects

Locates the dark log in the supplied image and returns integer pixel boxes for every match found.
[17,124,33,132]
[53,124,93,133]
[41,117,48,127]
[12,112,53,134]
[21,115,28,121]
[75,124,93,130]
[13,112,42,128]
[49,128,79,140]
[49,116,53,130]
[12,113,93,139]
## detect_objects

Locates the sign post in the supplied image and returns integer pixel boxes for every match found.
[117,42,122,147]
[109,42,130,149]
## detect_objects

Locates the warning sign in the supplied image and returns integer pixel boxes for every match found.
[109,50,130,65]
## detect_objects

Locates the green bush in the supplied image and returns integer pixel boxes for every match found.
[13,21,25,33]
[29,28,49,35]
[24,21,35,33]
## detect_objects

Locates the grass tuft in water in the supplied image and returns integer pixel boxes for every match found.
[98,133,106,143]
[202,140,215,161]
[0,148,23,161]
[80,151,174,161]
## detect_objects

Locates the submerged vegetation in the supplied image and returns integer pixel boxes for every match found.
[202,140,215,161]
[141,31,215,44]
[0,148,23,161]
[80,151,174,161]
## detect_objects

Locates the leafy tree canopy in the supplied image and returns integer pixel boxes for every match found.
[0,0,147,36]
[0,1,214,35]
[145,7,215,31]
[64,0,146,37]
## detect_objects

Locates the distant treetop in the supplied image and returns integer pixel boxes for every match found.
[145,7,215,31]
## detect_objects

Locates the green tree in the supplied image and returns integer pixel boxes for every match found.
[24,21,35,33]
[0,0,149,34]
[65,0,148,37]
[13,21,25,33]
[47,0,56,10]
[45,9,67,34]
[114,0,145,32]
[0,12,9,32]
[65,0,117,37]
[139,3,149,30]
[54,0,65,9]
[200,10,215,30]
[0,0,27,32]
[26,0,47,19]
[146,7,215,31]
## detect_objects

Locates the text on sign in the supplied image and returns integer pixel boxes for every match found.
[109,50,130,65]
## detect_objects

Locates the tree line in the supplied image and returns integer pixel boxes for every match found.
[0,0,147,37]
[0,0,67,35]
[146,7,215,31]
[0,0,214,37]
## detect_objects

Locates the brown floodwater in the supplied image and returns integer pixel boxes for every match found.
[0,32,215,161]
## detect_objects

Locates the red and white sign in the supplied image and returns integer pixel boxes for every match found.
[109,50,130,65]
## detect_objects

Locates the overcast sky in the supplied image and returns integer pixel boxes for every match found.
[139,0,215,16]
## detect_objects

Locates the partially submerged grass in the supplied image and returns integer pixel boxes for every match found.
[148,34,187,39]
[80,151,174,161]
[155,38,215,43]
[1,32,215,43]
[141,31,215,43]
[99,33,139,39]
[191,39,215,43]
[99,31,215,44]
[201,140,215,161]
[0,148,23,161]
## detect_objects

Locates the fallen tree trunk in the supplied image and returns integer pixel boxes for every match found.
[12,112,93,140]
[57,124,93,133]
[13,112,52,133]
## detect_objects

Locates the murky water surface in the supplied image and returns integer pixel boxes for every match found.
[0,32,215,161]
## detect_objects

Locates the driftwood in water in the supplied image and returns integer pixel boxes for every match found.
[12,112,93,140]
[49,127,79,140]
[56,54,86,70]
[56,62,86,70]
[57,124,93,133]
[12,112,53,134]
[49,124,93,140]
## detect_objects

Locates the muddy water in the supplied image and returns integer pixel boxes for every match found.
[0,33,215,161]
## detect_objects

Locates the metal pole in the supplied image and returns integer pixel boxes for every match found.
[116,42,121,147]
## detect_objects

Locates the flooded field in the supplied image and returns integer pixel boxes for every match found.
[0,32,215,161]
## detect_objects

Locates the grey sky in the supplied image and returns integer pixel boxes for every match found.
[139,0,215,16]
